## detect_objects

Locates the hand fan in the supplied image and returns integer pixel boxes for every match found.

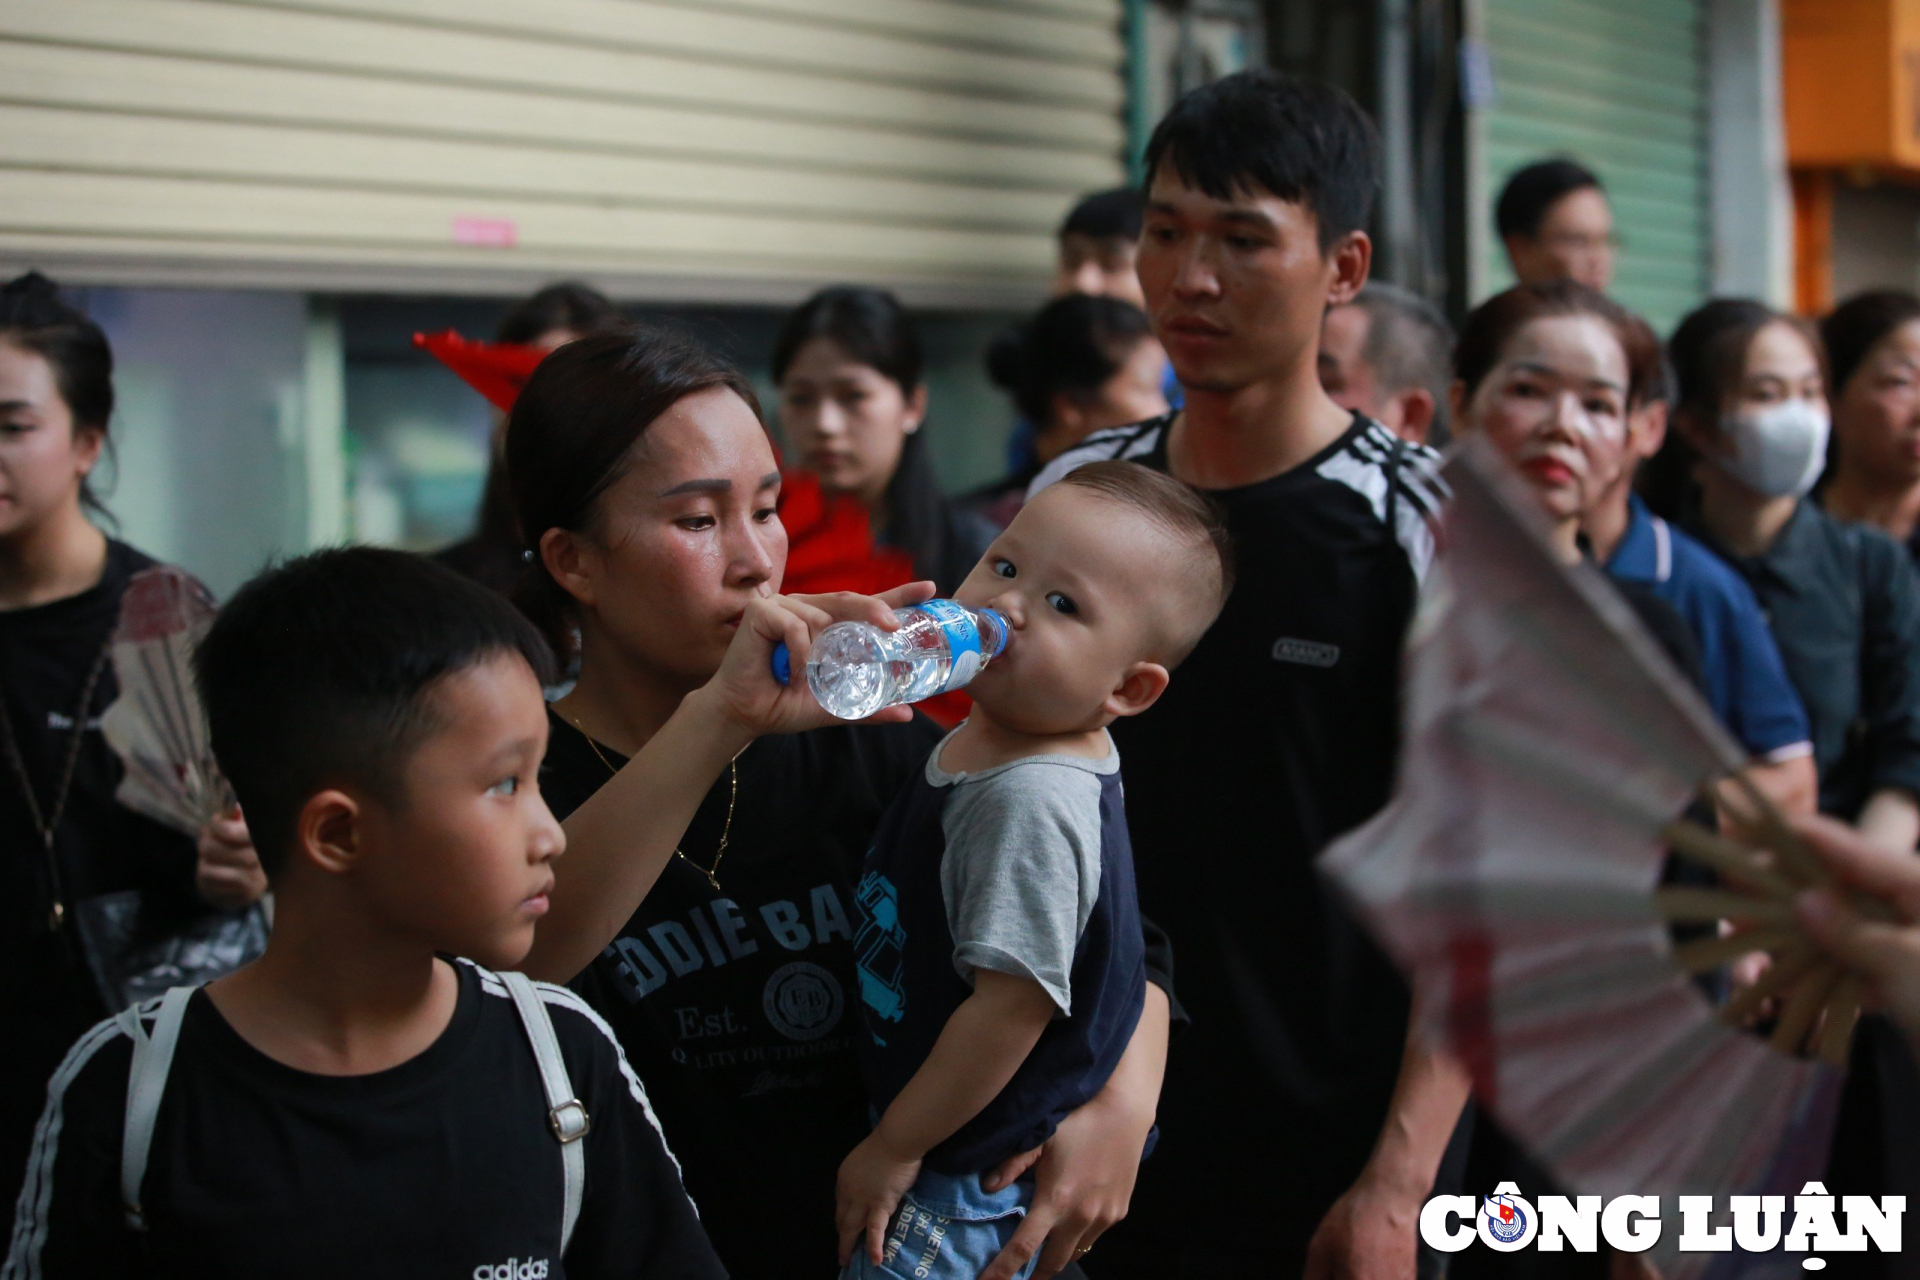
[99,565,228,835]
[1319,440,1858,1277]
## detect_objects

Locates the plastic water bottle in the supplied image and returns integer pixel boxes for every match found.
[771,600,1009,720]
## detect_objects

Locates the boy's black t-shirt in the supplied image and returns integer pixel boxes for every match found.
[545,713,942,1280]
[5,960,723,1279]
[1031,412,1445,1251]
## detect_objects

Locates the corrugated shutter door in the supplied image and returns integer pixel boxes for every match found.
[1480,0,1710,332]
[0,0,1125,304]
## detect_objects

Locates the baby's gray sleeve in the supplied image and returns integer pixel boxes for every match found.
[940,764,1105,1016]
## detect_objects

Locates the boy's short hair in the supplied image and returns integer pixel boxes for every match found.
[195,548,556,876]
[1142,69,1380,251]
[1055,461,1235,665]
[1494,159,1603,241]
[1059,188,1145,243]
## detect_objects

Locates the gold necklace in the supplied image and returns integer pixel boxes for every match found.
[568,714,737,893]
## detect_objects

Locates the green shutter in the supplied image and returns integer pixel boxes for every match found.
[1480,0,1710,333]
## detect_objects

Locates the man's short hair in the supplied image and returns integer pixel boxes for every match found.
[1060,188,1145,243]
[1142,70,1379,250]
[1055,460,1235,664]
[195,548,556,876]
[1352,283,1454,430]
[1495,159,1604,241]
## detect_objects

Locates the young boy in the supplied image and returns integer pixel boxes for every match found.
[3,549,725,1279]
[835,462,1233,1280]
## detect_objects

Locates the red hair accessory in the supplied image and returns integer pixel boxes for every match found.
[413,331,547,412]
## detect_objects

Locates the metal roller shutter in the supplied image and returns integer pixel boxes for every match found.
[1478,0,1711,332]
[0,0,1126,304]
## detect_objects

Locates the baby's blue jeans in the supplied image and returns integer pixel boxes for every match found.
[840,1170,1036,1280]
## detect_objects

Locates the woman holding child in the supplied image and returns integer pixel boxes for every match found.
[509,327,1175,1280]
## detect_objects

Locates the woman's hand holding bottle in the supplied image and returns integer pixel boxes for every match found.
[697,581,936,739]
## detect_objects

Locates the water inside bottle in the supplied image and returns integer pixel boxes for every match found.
[806,612,958,719]
[889,616,957,703]
[803,625,899,720]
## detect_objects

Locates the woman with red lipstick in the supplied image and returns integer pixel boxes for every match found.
[1820,290,1920,563]
[1451,281,1650,566]
[774,287,996,597]
[507,326,1175,1280]
[1449,283,1733,1280]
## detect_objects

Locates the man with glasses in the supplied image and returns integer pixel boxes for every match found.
[1496,158,1617,292]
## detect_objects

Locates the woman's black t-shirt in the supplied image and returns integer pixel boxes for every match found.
[545,710,942,1280]
[0,539,201,1240]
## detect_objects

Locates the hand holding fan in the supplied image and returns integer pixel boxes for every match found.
[1319,440,1886,1274]
[99,565,228,836]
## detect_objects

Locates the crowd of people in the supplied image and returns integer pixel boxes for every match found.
[6,66,1920,1280]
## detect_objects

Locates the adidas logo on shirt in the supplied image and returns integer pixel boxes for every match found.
[472,1259,549,1280]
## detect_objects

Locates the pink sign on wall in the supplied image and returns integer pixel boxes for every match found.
[451,217,518,248]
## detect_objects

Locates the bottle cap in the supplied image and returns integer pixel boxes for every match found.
[770,643,792,686]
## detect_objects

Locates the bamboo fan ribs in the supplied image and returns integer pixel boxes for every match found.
[1320,440,1852,1276]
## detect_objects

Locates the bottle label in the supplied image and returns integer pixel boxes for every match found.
[918,599,982,692]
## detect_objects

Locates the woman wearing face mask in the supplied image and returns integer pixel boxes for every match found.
[0,272,265,1240]
[967,294,1172,530]
[774,287,997,597]
[508,327,1176,1280]
[1666,299,1920,851]
[1819,290,1920,560]
[1670,298,1920,1269]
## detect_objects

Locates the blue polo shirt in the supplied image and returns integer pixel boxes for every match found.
[1605,495,1812,761]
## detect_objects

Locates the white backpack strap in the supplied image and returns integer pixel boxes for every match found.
[119,987,194,1230]
[501,971,588,1253]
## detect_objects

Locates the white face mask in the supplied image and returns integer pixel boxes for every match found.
[1712,399,1831,499]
